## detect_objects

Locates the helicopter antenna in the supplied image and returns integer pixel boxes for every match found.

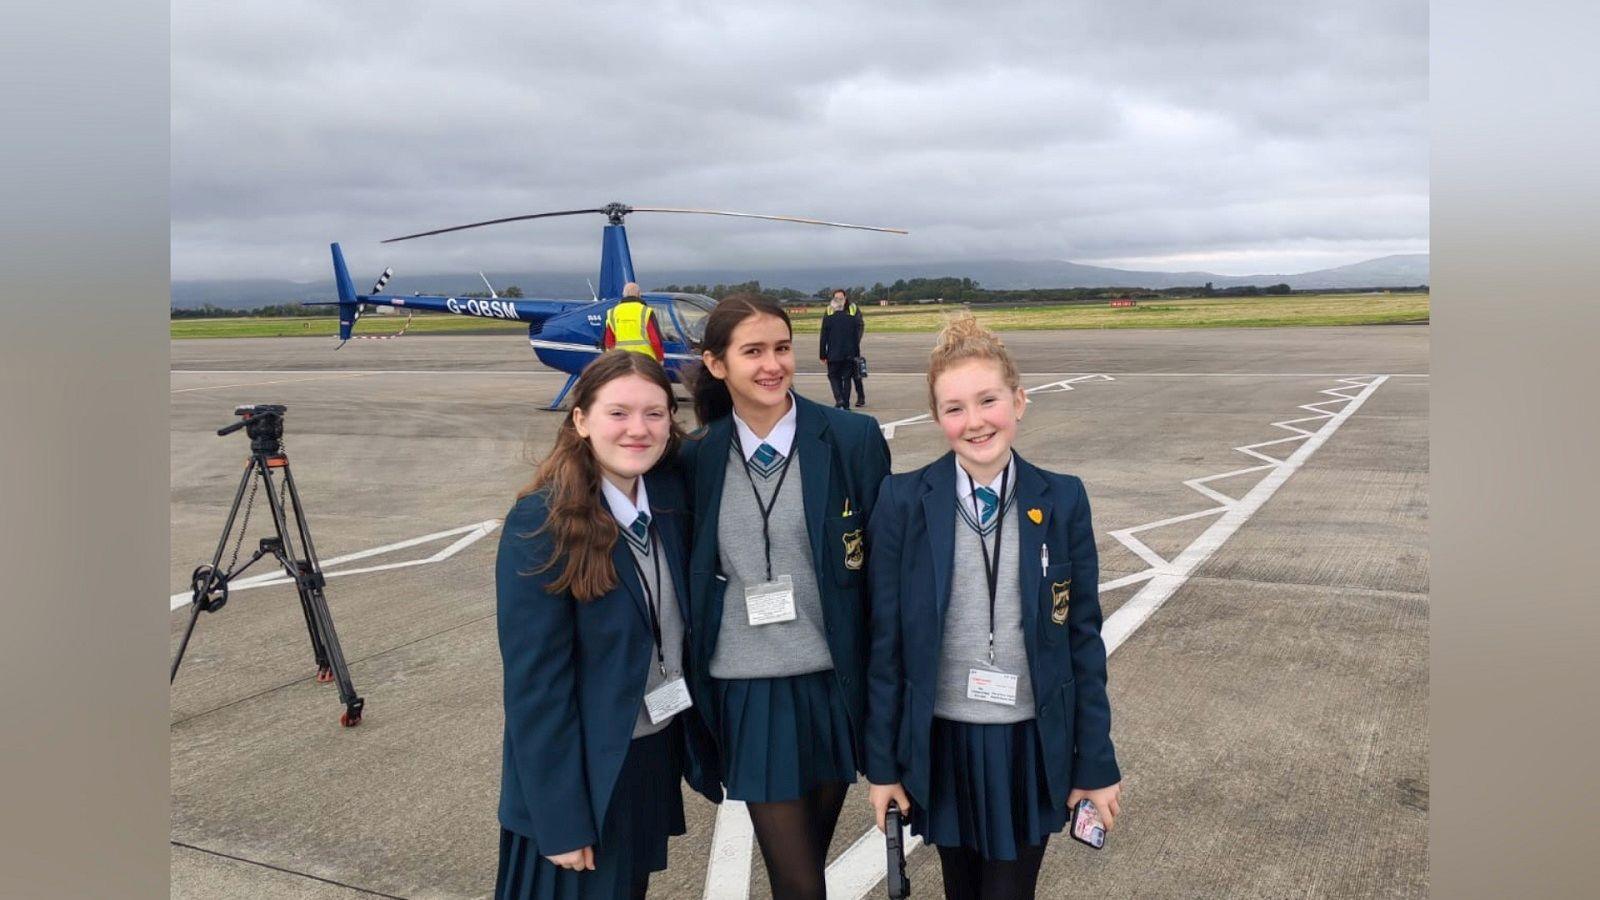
[586,278,598,302]
[479,272,498,299]
[382,202,907,243]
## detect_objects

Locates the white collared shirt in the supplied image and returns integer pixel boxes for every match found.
[731,393,799,461]
[600,475,652,527]
[956,453,1016,507]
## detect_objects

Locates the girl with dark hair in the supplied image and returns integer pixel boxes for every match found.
[494,350,721,900]
[864,313,1123,899]
[680,294,892,899]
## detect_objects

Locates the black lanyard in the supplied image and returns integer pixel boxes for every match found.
[625,522,669,677]
[969,465,1010,666]
[730,429,797,582]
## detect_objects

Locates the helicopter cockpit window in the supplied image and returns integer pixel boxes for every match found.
[670,295,713,346]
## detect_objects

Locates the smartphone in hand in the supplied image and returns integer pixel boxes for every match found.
[1070,799,1106,849]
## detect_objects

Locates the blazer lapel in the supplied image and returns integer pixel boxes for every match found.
[653,509,692,624]
[694,418,733,554]
[1012,454,1052,655]
[794,396,832,572]
[611,537,652,631]
[920,453,959,629]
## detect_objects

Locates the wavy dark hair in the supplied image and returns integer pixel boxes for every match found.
[684,293,793,427]
[519,350,684,601]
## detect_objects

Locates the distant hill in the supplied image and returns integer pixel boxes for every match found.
[171,253,1428,309]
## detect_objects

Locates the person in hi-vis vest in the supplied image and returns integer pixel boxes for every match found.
[603,283,666,363]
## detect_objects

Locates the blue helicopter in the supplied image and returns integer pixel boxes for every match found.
[326,202,905,409]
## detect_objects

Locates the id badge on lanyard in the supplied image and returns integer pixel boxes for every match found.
[745,574,797,625]
[966,665,1020,706]
[644,677,693,724]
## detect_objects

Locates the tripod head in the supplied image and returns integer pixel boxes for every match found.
[218,403,288,455]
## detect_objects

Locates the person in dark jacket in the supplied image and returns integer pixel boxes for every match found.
[495,350,720,900]
[864,314,1123,900]
[819,291,863,410]
[683,294,891,900]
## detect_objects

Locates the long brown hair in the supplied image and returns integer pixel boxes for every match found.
[520,350,684,601]
[684,293,793,426]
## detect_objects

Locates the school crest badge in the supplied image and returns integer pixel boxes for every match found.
[1051,578,1071,624]
[1027,508,1044,525]
[843,529,865,570]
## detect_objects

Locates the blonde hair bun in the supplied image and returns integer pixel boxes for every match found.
[927,311,1022,409]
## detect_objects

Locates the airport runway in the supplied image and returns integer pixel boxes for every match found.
[171,326,1428,899]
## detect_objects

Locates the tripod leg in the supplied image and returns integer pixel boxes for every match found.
[277,459,366,727]
[170,459,258,684]
[170,601,205,684]
[259,461,331,676]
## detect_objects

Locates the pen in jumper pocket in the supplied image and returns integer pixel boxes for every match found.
[1040,544,1049,576]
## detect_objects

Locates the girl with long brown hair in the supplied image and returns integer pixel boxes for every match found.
[679,295,892,899]
[493,350,720,900]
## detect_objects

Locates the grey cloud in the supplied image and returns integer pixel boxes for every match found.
[172,0,1427,280]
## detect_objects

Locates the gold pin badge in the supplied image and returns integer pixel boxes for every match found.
[1027,508,1044,525]
[843,529,865,570]
[1051,578,1071,624]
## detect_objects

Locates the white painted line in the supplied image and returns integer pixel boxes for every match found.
[1099,570,1158,592]
[1100,377,1389,654]
[825,824,923,899]
[703,800,755,900]
[169,519,500,611]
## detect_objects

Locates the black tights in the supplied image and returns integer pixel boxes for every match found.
[747,781,850,900]
[936,840,1049,900]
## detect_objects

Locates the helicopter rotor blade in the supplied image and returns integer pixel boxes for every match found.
[629,207,908,234]
[382,208,606,243]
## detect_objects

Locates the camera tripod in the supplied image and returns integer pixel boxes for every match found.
[170,404,365,727]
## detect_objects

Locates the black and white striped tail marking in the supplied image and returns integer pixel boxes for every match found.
[369,267,393,295]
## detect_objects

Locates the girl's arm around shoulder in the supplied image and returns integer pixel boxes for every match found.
[1061,475,1121,790]
[495,492,600,853]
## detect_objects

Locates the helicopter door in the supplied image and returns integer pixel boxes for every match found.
[654,297,709,352]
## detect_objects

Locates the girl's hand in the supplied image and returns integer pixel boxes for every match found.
[1067,782,1124,831]
[868,782,913,833]
[545,846,595,871]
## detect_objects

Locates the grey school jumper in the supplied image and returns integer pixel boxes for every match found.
[934,478,1037,723]
[625,533,687,738]
[709,445,835,679]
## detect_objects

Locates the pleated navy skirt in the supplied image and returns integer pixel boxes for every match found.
[715,670,857,803]
[910,717,1068,862]
[495,722,686,900]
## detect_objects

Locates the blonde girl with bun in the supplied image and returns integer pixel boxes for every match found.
[863,313,1123,899]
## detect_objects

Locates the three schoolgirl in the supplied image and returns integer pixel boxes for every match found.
[494,307,1122,900]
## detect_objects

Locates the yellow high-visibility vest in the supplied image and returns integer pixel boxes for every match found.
[605,300,656,358]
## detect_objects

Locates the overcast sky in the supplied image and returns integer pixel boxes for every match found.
[172,0,1427,282]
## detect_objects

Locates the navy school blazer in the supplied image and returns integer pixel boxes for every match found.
[495,467,721,855]
[863,451,1121,812]
[679,393,892,762]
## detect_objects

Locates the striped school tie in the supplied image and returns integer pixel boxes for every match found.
[750,443,783,478]
[974,486,999,526]
[630,512,651,542]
